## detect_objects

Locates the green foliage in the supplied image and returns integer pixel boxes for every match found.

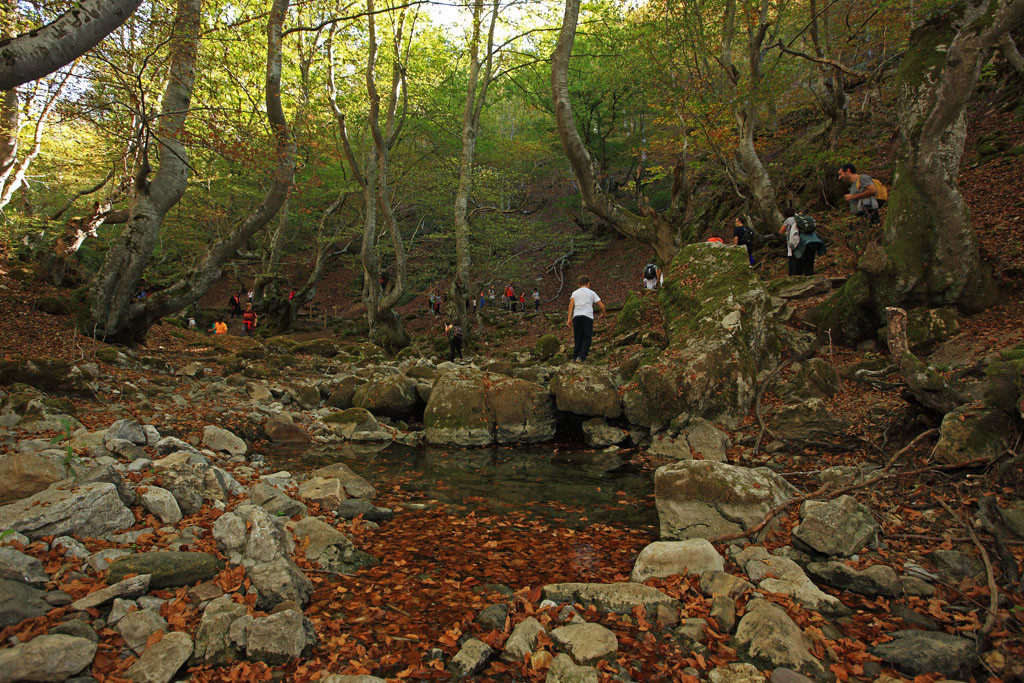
[49,418,79,478]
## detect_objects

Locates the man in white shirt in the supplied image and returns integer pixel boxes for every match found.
[566,275,606,362]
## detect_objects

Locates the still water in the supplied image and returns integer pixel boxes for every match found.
[267,442,659,532]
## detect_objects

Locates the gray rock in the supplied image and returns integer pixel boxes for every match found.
[655,461,796,541]
[0,634,97,682]
[805,561,900,597]
[793,495,879,557]
[264,412,311,444]
[87,548,132,574]
[581,418,628,448]
[0,577,50,627]
[648,433,695,460]
[126,630,193,683]
[353,374,418,419]
[768,276,831,300]
[550,623,618,665]
[310,462,377,500]
[501,616,545,662]
[999,499,1024,539]
[770,398,850,440]
[72,574,150,611]
[104,419,147,447]
[107,598,135,625]
[733,599,824,677]
[631,539,724,582]
[201,426,247,457]
[49,617,99,642]
[336,498,393,522]
[449,637,492,678]
[0,546,48,584]
[52,536,89,560]
[0,451,67,504]
[298,476,348,510]
[871,630,976,678]
[107,552,223,589]
[710,594,737,633]
[545,653,598,683]
[684,418,732,462]
[77,463,135,506]
[930,549,984,582]
[477,603,508,631]
[550,365,621,419]
[541,582,680,614]
[141,486,183,524]
[0,482,134,540]
[738,547,842,614]
[249,482,307,518]
[238,609,316,664]
[213,504,290,564]
[249,556,313,609]
[154,437,198,456]
[290,516,377,574]
[116,609,167,654]
[699,571,754,598]
[192,595,247,665]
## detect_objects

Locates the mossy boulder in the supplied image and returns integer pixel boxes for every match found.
[621,243,782,429]
[932,406,1011,465]
[549,365,621,419]
[780,358,841,400]
[326,375,367,409]
[33,297,73,315]
[901,307,960,352]
[322,407,381,439]
[655,460,797,540]
[352,374,418,419]
[534,334,561,361]
[107,552,223,589]
[0,358,92,396]
[771,398,850,440]
[424,368,556,446]
[291,338,338,358]
[985,349,1024,418]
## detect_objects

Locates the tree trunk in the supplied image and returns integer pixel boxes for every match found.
[84,0,297,344]
[452,0,498,343]
[552,0,679,262]
[813,0,1023,344]
[0,0,143,91]
[84,0,200,342]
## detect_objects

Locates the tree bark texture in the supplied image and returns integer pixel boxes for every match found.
[0,0,143,91]
[551,0,678,262]
[85,0,201,342]
[814,0,1024,344]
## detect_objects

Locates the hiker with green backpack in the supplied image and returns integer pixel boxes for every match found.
[779,208,827,276]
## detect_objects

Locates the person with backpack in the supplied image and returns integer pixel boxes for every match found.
[732,217,755,265]
[642,262,661,290]
[779,208,826,275]
[444,322,464,361]
[567,275,606,362]
[838,164,886,226]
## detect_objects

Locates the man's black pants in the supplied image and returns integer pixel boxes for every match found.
[572,315,594,361]
[449,336,463,361]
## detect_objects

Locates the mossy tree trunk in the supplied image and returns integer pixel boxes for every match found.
[814,0,1024,344]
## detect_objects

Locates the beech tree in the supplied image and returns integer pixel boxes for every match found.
[813,0,1024,344]
[84,0,297,343]
[0,0,143,91]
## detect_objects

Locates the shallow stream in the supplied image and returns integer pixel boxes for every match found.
[267,442,659,532]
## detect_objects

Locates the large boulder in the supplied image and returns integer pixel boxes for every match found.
[631,539,724,582]
[310,462,376,499]
[0,577,50,627]
[550,365,621,419]
[0,482,133,540]
[871,630,976,678]
[621,244,783,429]
[290,517,378,574]
[192,595,247,665]
[232,609,317,664]
[424,368,557,446]
[655,461,796,541]
[0,634,97,682]
[733,599,824,677]
[201,426,247,457]
[263,413,310,444]
[770,399,850,440]
[0,452,67,503]
[353,374,418,419]
[932,406,1011,465]
[793,495,879,557]
[0,358,92,395]
[125,630,193,683]
[737,547,842,614]
[326,375,367,409]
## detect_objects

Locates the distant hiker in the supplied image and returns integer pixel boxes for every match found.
[504,283,516,311]
[242,303,258,336]
[488,288,495,305]
[427,293,435,315]
[433,295,442,316]
[519,292,526,312]
[533,288,541,310]
[567,275,606,363]
[213,319,228,335]
[288,289,295,301]
[838,164,881,225]
[445,323,464,361]
[642,262,661,290]
[187,317,196,329]
[228,293,241,318]
[733,217,755,265]
[247,289,254,303]
[780,208,826,276]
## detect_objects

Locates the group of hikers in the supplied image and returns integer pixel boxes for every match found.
[207,289,258,336]
[429,284,542,317]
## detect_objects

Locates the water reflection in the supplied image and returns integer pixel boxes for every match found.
[266,442,657,532]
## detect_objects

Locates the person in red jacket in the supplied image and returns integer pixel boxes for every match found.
[242,303,258,336]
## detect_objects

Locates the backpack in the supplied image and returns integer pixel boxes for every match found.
[738,225,754,245]
[795,214,817,235]
[857,176,888,207]
[644,263,658,280]
[452,325,463,339]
